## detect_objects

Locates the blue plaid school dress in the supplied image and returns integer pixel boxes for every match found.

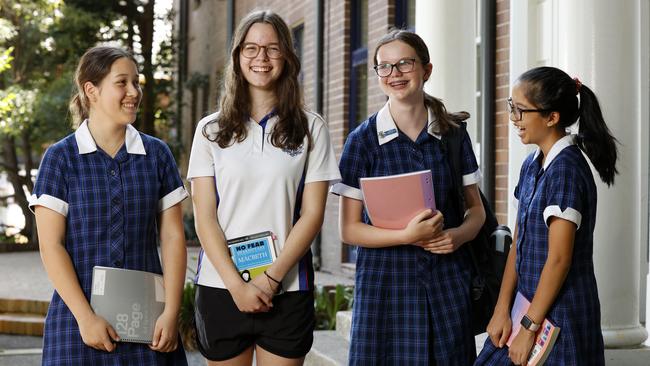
[30,122,188,366]
[475,136,604,365]
[333,103,481,365]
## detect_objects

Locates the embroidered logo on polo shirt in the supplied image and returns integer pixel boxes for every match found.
[378,128,397,138]
[283,145,304,157]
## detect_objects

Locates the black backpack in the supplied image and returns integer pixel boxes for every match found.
[443,121,510,336]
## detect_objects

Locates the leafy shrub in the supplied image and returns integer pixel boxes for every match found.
[178,281,198,351]
[314,284,354,330]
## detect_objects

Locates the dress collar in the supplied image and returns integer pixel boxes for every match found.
[376,101,441,145]
[532,134,576,170]
[74,120,146,155]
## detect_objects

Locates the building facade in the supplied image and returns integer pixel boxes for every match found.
[174,0,650,348]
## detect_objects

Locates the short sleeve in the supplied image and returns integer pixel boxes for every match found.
[157,141,188,211]
[187,115,217,180]
[330,128,368,201]
[29,144,69,216]
[459,129,481,186]
[543,161,584,229]
[304,114,341,185]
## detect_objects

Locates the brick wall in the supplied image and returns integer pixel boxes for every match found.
[320,0,349,273]
[178,0,228,212]
[494,0,510,224]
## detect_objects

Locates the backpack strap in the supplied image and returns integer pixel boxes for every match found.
[443,121,484,287]
[442,121,467,222]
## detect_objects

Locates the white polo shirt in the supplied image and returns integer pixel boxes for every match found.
[187,111,341,291]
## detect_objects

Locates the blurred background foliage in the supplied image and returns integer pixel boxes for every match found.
[0,0,176,243]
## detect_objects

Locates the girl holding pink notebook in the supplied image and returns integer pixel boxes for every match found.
[332,29,485,365]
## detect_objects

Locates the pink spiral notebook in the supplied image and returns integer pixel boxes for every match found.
[359,170,436,229]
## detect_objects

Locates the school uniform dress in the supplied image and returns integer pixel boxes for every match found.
[29,121,188,366]
[475,135,605,365]
[186,111,341,359]
[331,102,482,366]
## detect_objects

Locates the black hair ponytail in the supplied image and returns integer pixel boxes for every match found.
[518,66,619,186]
[575,85,619,186]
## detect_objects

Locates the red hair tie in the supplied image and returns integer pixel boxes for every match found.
[573,77,582,95]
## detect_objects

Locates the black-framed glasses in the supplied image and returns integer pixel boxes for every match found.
[373,58,417,77]
[506,97,552,121]
[240,42,283,59]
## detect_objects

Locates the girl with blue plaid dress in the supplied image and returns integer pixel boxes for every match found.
[30,46,188,365]
[475,67,617,365]
[332,30,485,365]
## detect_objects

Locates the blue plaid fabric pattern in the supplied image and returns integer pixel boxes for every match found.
[339,114,479,365]
[476,145,604,365]
[33,132,188,365]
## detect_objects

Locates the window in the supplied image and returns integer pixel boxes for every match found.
[395,0,415,30]
[344,0,369,264]
[349,0,368,133]
[292,24,305,84]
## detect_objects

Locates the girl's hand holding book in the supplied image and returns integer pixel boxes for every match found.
[77,312,119,352]
[230,281,273,313]
[149,310,179,352]
[251,270,282,297]
[403,209,444,244]
[417,228,462,254]
[508,327,535,365]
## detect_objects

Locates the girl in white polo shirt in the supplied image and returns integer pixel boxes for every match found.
[187,10,340,366]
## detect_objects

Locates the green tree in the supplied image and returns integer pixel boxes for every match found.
[0,0,174,243]
[0,0,112,242]
[0,0,58,243]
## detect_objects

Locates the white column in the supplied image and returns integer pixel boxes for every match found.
[555,0,648,348]
[507,1,537,228]
[415,0,477,139]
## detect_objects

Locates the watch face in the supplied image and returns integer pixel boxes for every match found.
[521,314,539,331]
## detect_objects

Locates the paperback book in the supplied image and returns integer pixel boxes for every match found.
[507,291,561,366]
[359,170,436,229]
[227,231,278,282]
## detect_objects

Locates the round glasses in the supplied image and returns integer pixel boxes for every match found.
[506,97,552,121]
[373,58,417,78]
[240,43,283,59]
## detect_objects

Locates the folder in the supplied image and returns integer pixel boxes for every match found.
[90,266,165,343]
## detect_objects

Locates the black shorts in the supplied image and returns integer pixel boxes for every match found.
[194,285,315,361]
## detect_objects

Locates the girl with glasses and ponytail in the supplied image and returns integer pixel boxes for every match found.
[476,66,617,365]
